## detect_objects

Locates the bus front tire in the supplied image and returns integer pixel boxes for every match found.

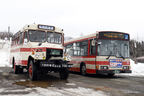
[108,73,115,77]
[59,68,69,80]
[29,60,37,81]
[80,64,86,76]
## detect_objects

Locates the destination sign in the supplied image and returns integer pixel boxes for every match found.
[38,25,54,30]
[99,32,129,40]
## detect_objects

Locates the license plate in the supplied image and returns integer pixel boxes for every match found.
[40,64,61,67]
[113,70,120,73]
[40,63,73,68]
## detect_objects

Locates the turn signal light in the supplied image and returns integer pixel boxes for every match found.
[96,66,99,69]
[43,56,46,60]
[32,51,35,55]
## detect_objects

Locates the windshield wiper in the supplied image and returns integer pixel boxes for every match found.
[106,51,112,60]
[117,50,125,60]
[119,52,125,60]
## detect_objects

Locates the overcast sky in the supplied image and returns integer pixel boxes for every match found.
[0,0,144,41]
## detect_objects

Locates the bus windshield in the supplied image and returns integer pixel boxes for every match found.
[97,39,130,58]
[47,32,62,44]
[28,30,46,42]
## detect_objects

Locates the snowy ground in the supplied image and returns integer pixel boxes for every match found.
[0,40,144,96]
[0,40,107,96]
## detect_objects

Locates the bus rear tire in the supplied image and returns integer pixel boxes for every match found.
[14,64,19,74]
[59,68,69,80]
[80,64,86,76]
[29,60,37,81]
[19,68,23,74]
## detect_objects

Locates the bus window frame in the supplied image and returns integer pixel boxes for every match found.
[28,30,46,42]
[24,31,29,42]
[65,40,88,56]
[89,38,97,55]
[19,32,24,45]
[47,31,62,44]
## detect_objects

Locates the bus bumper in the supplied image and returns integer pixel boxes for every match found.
[39,60,73,68]
[96,70,132,74]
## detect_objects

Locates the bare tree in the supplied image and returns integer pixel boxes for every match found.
[130,39,142,64]
[0,32,13,40]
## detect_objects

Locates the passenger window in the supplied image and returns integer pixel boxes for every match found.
[80,40,88,56]
[74,42,80,56]
[66,44,73,56]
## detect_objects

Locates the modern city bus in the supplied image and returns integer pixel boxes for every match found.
[10,24,72,81]
[64,31,131,76]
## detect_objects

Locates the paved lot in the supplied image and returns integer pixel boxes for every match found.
[0,67,144,96]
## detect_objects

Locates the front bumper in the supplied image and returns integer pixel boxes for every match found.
[40,60,73,68]
[96,69,132,74]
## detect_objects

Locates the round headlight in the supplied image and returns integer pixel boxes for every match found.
[35,54,39,58]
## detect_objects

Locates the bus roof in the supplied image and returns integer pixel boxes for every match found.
[64,31,129,44]
[21,24,64,33]
[64,33,96,44]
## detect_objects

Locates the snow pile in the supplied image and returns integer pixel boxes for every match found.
[126,59,144,76]
[0,87,107,96]
[0,39,12,67]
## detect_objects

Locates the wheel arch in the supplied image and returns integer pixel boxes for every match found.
[80,61,86,72]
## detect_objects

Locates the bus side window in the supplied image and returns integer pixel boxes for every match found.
[74,42,80,56]
[20,33,24,44]
[66,44,73,56]
[80,40,88,56]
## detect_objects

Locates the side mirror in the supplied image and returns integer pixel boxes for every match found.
[91,39,96,46]
[24,38,28,45]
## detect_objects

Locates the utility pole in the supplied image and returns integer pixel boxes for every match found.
[8,26,10,40]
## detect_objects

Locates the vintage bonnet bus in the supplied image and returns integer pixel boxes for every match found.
[10,24,72,81]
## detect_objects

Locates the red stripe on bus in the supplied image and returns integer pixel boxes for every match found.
[11,47,63,52]
[71,56,96,58]
[69,61,130,65]
[86,69,96,74]
[21,60,28,65]
[69,67,96,74]
[69,67,80,72]
[20,48,32,52]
